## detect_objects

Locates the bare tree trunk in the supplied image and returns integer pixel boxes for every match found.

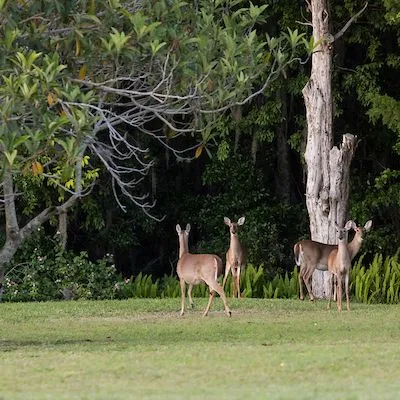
[302,0,357,298]
[58,210,68,250]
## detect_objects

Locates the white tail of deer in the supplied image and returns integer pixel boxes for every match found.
[294,220,372,300]
[222,216,247,298]
[327,220,356,311]
[176,224,231,317]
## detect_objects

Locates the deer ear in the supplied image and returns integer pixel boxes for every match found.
[224,217,231,226]
[176,224,182,234]
[344,220,354,230]
[238,216,245,225]
[185,223,191,233]
[364,220,372,231]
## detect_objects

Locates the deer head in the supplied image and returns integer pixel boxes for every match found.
[224,216,245,235]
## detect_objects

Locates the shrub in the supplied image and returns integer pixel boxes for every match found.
[351,251,400,304]
[3,232,121,302]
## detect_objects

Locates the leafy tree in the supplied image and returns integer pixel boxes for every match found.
[0,0,310,296]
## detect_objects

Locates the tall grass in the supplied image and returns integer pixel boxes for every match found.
[351,251,400,304]
[118,264,299,300]
[119,253,400,304]
[5,250,400,304]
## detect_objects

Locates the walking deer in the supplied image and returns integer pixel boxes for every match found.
[176,224,231,317]
[327,220,356,311]
[222,217,247,298]
[294,220,372,300]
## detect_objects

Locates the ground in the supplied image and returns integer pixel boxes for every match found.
[1,298,399,399]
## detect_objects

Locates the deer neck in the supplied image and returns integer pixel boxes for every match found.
[229,233,242,252]
[347,233,362,260]
[178,235,189,258]
[338,237,350,264]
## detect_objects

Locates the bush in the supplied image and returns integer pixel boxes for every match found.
[3,232,121,302]
[351,251,400,304]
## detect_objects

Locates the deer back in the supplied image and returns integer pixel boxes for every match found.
[177,253,222,284]
[296,239,337,267]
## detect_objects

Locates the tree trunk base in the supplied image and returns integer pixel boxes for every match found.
[312,269,331,299]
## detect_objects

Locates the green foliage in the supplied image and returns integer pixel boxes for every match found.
[351,251,400,304]
[119,273,159,299]
[3,232,120,302]
[6,245,400,305]
[190,155,307,275]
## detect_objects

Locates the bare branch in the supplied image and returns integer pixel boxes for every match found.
[333,2,368,42]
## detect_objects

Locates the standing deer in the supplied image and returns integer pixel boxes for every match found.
[327,220,356,311]
[176,224,231,317]
[222,217,247,298]
[294,220,372,301]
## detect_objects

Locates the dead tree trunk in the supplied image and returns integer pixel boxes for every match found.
[302,0,358,298]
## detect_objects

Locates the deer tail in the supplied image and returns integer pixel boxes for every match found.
[294,243,302,266]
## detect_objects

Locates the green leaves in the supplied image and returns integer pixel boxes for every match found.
[351,252,400,304]
[102,27,131,55]
[4,150,18,166]
[12,51,42,72]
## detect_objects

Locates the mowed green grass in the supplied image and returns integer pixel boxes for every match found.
[1,298,400,400]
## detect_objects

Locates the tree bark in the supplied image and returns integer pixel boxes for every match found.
[302,0,357,298]
[58,210,68,250]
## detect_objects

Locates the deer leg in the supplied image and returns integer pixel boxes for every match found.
[303,270,314,302]
[299,268,305,301]
[222,262,231,290]
[345,273,350,311]
[337,274,342,312]
[179,279,186,316]
[231,267,238,298]
[206,280,231,317]
[333,275,337,301]
[236,266,242,298]
[203,289,215,317]
[188,283,194,309]
[327,273,333,310]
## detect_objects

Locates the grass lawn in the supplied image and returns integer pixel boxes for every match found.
[1,298,400,400]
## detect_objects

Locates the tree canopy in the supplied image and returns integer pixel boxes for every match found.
[0,0,399,289]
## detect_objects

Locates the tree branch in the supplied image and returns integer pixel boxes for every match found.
[2,167,20,240]
[333,2,368,42]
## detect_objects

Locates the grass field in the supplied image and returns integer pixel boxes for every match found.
[1,298,400,400]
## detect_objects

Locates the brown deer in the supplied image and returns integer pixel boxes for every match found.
[294,220,372,301]
[222,217,247,298]
[327,220,356,311]
[176,224,231,317]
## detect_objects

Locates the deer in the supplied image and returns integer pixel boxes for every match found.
[294,220,372,301]
[327,220,356,311]
[175,224,231,317]
[222,216,247,298]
